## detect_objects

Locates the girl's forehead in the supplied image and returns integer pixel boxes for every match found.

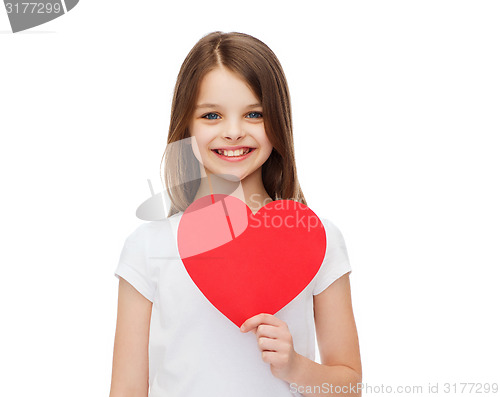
[196,68,260,106]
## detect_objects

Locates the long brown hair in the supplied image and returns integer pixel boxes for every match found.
[160,31,306,216]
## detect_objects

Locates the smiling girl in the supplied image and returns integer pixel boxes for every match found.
[187,65,274,214]
[110,31,362,397]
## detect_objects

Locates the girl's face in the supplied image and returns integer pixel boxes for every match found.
[189,66,273,182]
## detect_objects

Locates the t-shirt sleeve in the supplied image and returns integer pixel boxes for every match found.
[312,218,352,296]
[114,224,156,302]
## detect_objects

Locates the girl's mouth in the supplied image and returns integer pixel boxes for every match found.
[211,147,256,162]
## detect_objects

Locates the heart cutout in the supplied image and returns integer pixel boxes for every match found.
[177,194,327,327]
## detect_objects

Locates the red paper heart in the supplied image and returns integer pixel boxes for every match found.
[177,194,327,327]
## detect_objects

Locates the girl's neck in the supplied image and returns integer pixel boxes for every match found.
[193,167,272,214]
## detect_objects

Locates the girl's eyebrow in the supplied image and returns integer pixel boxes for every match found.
[195,103,262,109]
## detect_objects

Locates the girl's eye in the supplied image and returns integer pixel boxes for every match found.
[202,112,221,120]
[247,111,263,119]
[201,111,263,120]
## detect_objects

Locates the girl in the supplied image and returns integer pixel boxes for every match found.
[110,31,362,397]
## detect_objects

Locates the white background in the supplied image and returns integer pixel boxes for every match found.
[1,1,499,396]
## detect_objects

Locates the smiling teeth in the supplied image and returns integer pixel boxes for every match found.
[216,148,251,157]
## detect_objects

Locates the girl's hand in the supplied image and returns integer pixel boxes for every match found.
[240,313,299,381]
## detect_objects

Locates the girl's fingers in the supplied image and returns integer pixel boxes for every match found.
[240,313,285,333]
[257,336,280,352]
[255,324,280,339]
[261,350,281,364]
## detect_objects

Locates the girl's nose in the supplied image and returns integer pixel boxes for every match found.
[223,127,245,141]
[223,133,243,141]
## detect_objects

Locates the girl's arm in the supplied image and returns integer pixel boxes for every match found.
[286,272,362,396]
[109,278,152,397]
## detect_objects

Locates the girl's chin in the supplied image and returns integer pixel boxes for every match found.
[211,172,243,182]
[212,172,245,182]
[204,166,256,183]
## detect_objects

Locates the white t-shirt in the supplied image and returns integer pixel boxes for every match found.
[114,212,352,397]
